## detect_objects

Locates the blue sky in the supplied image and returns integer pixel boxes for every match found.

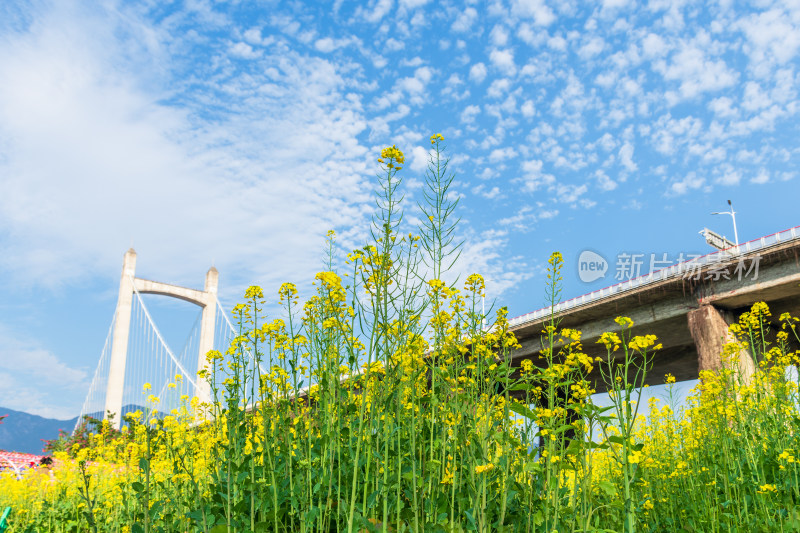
[0,0,798,419]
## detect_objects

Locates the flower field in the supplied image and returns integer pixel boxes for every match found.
[2,139,799,532]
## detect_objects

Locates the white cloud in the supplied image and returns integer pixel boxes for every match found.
[315,36,359,53]
[597,132,617,152]
[641,33,668,58]
[708,96,737,118]
[771,68,797,103]
[472,184,503,199]
[547,34,568,51]
[489,48,516,75]
[490,25,510,47]
[0,328,87,387]
[555,183,588,204]
[651,114,703,155]
[230,42,261,59]
[499,205,537,231]
[520,100,536,117]
[752,168,769,184]
[372,55,389,68]
[399,0,430,8]
[738,8,800,77]
[452,7,478,32]
[655,45,738,100]
[669,172,705,195]
[469,62,488,83]
[243,28,264,45]
[489,146,517,162]
[517,23,546,46]
[315,38,338,52]
[742,81,771,111]
[401,56,425,67]
[385,37,405,51]
[487,78,511,99]
[0,325,88,418]
[451,229,532,300]
[404,145,427,174]
[519,159,555,192]
[511,0,556,26]
[594,169,617,191]
[618,141,638,172]
[355,0,395,23]
[716,168,741,186]
[538,207,559,219]
[396,67,434,101]
[578,36,605,59]
[461,104,481,124]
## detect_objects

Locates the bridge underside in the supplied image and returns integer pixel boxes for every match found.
[507,240,800,394]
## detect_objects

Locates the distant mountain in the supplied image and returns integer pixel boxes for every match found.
[0,404,169,455]
[0,406,78,455]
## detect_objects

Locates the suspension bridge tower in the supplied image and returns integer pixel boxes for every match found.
[103,249,218,428]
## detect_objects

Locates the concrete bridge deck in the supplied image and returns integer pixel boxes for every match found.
[507,226,800,391]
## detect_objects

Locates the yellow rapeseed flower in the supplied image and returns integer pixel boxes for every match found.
[244,285,263,299]
[615,316,634,329]
[598,332,621,352]
[475,463,494,474]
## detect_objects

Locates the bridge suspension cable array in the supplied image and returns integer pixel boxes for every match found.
[74,250,255,433]
[74,291,241,433]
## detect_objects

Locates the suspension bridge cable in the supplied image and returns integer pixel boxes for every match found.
[73,313,116,434]
[129,275,198,390]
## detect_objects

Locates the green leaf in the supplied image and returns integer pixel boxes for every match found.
[149,499,163,518]
[464,510,477,529]
[554,423,575,435]
[597,480,617,497]
[508,402,537,420]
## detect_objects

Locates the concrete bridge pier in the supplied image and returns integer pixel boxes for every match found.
[687,305,755,385]
[104,248,137,428]
[196,266,218,405]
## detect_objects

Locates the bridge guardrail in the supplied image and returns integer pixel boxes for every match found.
[508,225,800,329]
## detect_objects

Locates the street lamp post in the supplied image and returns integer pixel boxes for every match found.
[712,199,739,246]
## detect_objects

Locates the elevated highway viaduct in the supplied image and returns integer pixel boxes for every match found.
[507,226,800,393]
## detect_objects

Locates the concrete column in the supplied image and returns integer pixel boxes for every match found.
[688,305,755,384]
[196,267,218,404]
[104,249,137,428]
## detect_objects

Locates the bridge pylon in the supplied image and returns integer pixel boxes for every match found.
[103,249,217,429]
